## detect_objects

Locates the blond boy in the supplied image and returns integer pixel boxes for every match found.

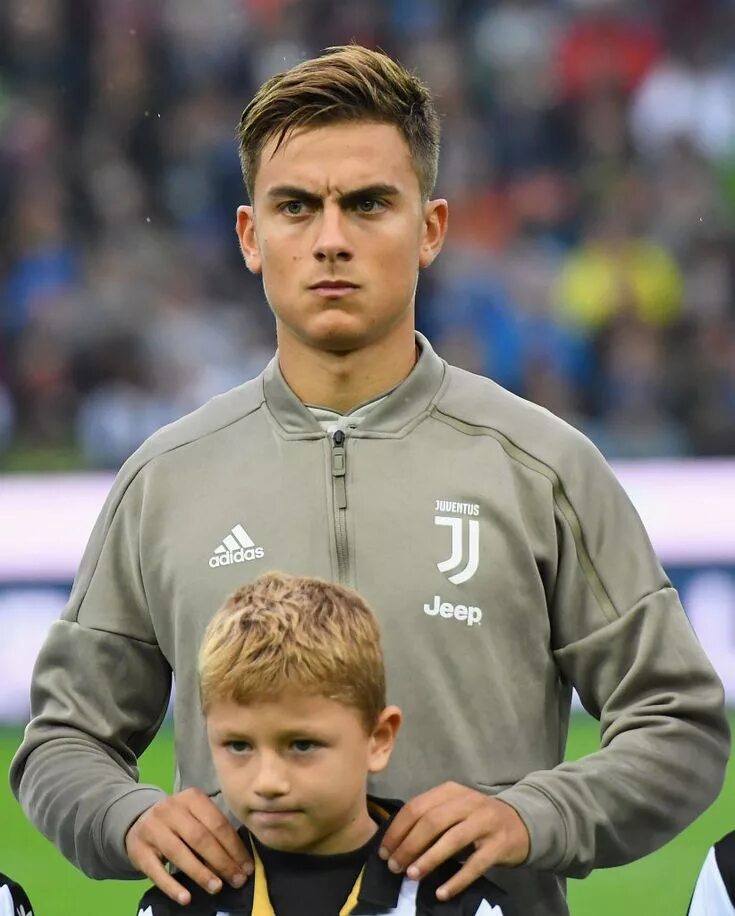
[136,573,510,915]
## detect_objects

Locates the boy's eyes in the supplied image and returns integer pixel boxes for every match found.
[224,739,323,754]
[226,741,252,755]
[291,739,320,753]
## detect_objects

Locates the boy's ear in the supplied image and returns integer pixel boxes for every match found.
[367,705,402,774]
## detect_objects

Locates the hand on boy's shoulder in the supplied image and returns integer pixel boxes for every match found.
[126,788,252,908]
[380,782,529,903]
[137,870,239,916]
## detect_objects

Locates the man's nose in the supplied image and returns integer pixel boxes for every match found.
[312,204,353,262]
[252,752,290,798]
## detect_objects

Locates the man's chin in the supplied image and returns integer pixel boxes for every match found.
[299,321,374,354]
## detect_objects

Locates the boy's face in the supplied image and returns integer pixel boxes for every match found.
[235,121,448,354]
[206,690,401,854]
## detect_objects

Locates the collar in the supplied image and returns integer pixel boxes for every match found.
[262,332,446,439]
[212,796,406,914]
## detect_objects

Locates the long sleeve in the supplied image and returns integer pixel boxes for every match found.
[498,436,730,876]
[8,465,172,878]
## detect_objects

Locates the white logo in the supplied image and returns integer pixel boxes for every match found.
[137,909,153,916]
[424,595,482,626]
[435,515,479,584]
[473,902,504,916]
[209,524,265,568]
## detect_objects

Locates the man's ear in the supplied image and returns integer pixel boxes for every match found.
[418,198,448,269]
[367,705,402,774]
[236,205,262,274]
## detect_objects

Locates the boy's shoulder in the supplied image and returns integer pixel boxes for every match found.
[136,872,254,915]
[0,872,34,915]
[414,860,511,915]
[135,798,512,916]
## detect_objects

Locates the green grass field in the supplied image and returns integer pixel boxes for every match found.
[1,714,733,915]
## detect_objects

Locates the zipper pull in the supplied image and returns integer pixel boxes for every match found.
[331,429,347,509]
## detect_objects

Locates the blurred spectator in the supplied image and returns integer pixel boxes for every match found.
[587,316,691,458]
[630,28,735,162]
[556,206,682,329]
[555,1,662,101]
[0,0,734,469]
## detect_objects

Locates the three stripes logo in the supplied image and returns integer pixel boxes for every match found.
[434,500,480,585]
[208,523,265,569]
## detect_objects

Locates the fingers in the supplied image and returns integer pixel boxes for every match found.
[405,816,481,882]
[180,791,252,883]
[380,782,468,862]
[125,790,253,903]
[127,837,193,907]
[382,784,478,873]
[434,845,503,902]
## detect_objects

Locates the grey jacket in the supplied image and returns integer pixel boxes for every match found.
[10,334,730,916]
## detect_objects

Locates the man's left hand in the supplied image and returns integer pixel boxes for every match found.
[379,782,530,901]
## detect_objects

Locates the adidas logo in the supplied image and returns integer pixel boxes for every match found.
[209,524,265,569]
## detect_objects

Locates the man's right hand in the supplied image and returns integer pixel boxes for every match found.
[125,788,253,906]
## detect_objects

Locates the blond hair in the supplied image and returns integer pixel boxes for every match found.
[237,45,440,200]
[199,572,386,730]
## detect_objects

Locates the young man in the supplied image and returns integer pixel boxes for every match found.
[11,46,729,916]
[688,831,735,915]
[136,572,510,915]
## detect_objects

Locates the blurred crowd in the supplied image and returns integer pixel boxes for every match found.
[1,0,735,469]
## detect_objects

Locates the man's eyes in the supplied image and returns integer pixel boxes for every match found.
[354,197,386,213]
[281,200,309,215]
[279,198,386,216]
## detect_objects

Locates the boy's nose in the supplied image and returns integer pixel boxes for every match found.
[252,753,290,797]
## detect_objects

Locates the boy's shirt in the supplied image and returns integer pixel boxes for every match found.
[0,873,33,916]
[688,831,735,915]
[136,798,511,916]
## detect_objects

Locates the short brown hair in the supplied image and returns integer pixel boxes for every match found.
[199,572,386,730]
[237,45,440,200]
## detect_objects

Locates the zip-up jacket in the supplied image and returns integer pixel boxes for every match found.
[10,334,730,916]
[135,797,511,916]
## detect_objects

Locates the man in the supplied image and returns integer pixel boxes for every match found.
[10,46,729,916]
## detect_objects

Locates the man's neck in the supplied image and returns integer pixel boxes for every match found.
[276,324,418,414]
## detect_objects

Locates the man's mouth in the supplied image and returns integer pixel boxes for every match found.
[308,280,359,298]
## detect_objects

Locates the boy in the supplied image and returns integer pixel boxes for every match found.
[136,572,510,915]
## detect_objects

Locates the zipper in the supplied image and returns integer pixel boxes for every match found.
[331,428,349,581]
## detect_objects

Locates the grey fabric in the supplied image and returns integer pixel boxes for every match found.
[10,334,730,915]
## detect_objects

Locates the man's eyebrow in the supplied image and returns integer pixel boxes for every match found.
[266,185,322,204]
[265,184,400,204]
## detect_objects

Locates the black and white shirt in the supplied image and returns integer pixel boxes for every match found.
[0,873,33,916]
[136,798,511,916]
[689,832,735,915]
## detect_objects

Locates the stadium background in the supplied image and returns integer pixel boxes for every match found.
[1,0,734,913]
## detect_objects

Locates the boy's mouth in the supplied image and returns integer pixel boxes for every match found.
[249,809,301,824]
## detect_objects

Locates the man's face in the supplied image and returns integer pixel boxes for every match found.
[236,122,447,352]
[207,691,399,854]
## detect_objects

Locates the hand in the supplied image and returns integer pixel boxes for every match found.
[379,782,530,901]
[125,788,253,906]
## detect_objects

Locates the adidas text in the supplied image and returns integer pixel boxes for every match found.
[209,547,265,568]
[423,595,482,626]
